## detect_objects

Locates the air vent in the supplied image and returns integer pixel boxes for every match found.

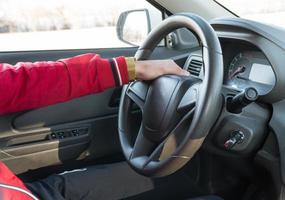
[187,57,203,77]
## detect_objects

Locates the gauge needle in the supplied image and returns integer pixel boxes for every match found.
[229,66,246,79]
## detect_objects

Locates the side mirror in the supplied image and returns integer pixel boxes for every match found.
[116,9,151,46]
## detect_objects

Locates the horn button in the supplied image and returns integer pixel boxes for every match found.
[142,75,199,142]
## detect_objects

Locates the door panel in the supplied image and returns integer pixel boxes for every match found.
[13,90,117,130]
[0,46,190,174]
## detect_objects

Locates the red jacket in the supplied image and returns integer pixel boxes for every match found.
[0,53,132,199]
[0,162,37,200]
[0,53,131,115]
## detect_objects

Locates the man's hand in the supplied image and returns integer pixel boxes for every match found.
[135,60,190,80]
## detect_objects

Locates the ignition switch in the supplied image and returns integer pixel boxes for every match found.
[224,130,245,149]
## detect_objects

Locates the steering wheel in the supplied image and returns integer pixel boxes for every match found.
[118,13,223,177]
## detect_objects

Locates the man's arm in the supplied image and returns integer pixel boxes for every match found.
[0,53,188,115]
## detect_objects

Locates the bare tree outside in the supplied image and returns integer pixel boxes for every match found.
[1,0,284,51]
[0,0,146,33]
[0,0,160,51]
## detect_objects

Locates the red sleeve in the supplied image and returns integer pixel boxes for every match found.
[0,53,129,115]
[0,162,34,200]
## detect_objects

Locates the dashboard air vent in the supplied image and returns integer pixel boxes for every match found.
[187,58,203,77]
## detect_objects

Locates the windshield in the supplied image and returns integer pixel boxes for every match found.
[216,0,285,28]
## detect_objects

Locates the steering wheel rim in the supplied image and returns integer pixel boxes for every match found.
[118,13,223,177]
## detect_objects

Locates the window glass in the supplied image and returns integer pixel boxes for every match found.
[0,0,162,51]
[216,0,285,28]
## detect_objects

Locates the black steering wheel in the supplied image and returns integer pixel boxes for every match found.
[118,13,223,177]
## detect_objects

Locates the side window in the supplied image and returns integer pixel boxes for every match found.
[0,0,162,51]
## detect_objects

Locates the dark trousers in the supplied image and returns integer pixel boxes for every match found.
[26,162,155,200]
[26,161,204,200]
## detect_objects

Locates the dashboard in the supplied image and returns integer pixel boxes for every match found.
[184,40,276,96]
[181,17,285,189]
[178,16,285,197]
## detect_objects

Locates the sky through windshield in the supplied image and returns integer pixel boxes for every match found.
[216,0,285,28]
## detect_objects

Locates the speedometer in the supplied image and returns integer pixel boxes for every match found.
[228,53,249,80]
[226,51,276,95]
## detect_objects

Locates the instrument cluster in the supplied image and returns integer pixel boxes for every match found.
[224,51,276,95]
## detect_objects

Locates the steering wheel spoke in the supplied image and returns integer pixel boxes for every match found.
[130,125,156,159]
[177,83,200,113]
[126,81,149,110]
[145,108,196,165]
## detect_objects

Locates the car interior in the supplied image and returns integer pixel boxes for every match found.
[0,0,285,200]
